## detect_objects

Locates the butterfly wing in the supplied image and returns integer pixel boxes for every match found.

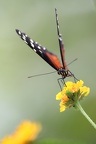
[55,8,68,71]
[16,29,62,71]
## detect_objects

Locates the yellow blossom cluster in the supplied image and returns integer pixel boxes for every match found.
[56,80,90,112]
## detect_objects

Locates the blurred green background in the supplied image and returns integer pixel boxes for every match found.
[0,0,96,143]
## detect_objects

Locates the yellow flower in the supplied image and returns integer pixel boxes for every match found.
[56,92,63,100]
[56,80,90,112]
[1,121,42,144]
[80,86,90,96]
[60,102,67,112]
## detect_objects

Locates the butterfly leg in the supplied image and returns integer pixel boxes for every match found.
[72,74,79,82]
[57,78,66,91]
[68,70,79,82]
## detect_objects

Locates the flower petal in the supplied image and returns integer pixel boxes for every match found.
[56,92,62,100]
[60,102,66,112]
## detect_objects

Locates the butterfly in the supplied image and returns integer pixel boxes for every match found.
[16,8,76,87]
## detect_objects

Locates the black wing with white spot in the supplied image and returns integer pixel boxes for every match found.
[16,29,62,71]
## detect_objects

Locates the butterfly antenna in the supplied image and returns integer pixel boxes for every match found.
[67,58,78,66]
[55,8,65,68]
[28,71,56,78]
[28,58,77,78]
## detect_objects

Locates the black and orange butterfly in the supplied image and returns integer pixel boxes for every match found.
[16,8,76,87]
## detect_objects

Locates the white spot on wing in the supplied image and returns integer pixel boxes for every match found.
[18,30,21,35]
[30,42,34,48]
[43,47,46,50]
[30,39,33,43]
[35,41,38,44]
[38,45,41,49]
[58,35,62,41]
[21,34,28,44]
[33,48,36,52]
[39,50,42,53]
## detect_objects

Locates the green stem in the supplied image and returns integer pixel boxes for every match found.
[75,100,96,129]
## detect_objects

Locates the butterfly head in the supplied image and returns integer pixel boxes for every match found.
[58,68,73,79]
